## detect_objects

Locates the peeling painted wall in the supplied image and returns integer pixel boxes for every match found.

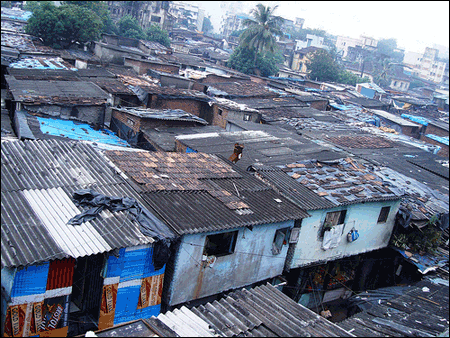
[168,220,294,306]
[288,200,401,269]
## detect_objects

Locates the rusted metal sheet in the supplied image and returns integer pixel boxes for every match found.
[46,257,75,291]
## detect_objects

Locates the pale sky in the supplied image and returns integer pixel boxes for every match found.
[185,1,449,55]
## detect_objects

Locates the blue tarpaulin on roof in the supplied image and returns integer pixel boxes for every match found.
[36,116,130,147]
[401,114,430,126]
[425,134,449,146]
[329,102,353,110]
[392,247,448,274]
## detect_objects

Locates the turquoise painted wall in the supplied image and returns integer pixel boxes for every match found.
[289,200,401,269]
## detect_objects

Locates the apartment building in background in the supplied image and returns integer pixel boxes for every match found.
[107,1,170,31]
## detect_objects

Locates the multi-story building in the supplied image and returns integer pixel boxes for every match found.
[168,1,205,32]
[335,35,378,59]
[295,17,305,29]
[295,34,325,51]
[106,1,170,31]
[220,11,249,38]
[403,47,447,84]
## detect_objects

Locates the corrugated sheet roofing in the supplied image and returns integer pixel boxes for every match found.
[337,279,448,337]
[114,107,208,125]
[148,283,354,337]
[174,127,344,171]
[206,81,279,98]
[277,157,404,206]
[5,76,109,105]
[103,150,309,235]
[1,139,170,268]
[7,68,81,81]
[251,164,337,210]
[231,96,308,109]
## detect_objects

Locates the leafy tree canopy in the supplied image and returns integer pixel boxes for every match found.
[306,49,368,85]
[240,3,284,57]
[117,15,145,40]
[307,49,341,82]
[145,24,171,47]
[25,2,103,49]
[65,1,118,35]
[227,46,282,77]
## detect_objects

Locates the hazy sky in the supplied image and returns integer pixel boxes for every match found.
[185,1,449,55]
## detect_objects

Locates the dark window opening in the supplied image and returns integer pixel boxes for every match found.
[218,108,223,116]
[272,227,290,255]
[204,231,238,257]
[70,107,79,118]
[377,206,390,223]
[151,15,161,23]
[243,114,251,121]
[320,210,347,237]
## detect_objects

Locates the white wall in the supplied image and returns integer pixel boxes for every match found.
[296,34,324,50]
[288,200,401,269]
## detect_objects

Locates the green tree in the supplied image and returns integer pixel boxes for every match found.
[65,1,118,35]
[338,70,370,86]
[145,25,171,47]
[24,1,43,12]
[25,2,103,49]
[307,49,341,82]
[117,15,145,40]
[202,16,213,34]
[227,46,282,77]
[240,3,284,64]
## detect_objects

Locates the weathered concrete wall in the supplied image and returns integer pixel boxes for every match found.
[25,104,105,127]
[124,58,179,75]
[309,99,328,111]
[168,220,294,306]
[425,123,449,138]
[288,200,401,269]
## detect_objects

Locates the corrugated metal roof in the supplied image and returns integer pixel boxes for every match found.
[206,81,278,99]
[277,157,404,206]
[142,189,309,235]
[337,279,449,337]
[7,68,81,81]
[147,283,354,337]
[22,187,113,257]
[251,164,337,210]
[5,76,109,105]
[113,107,208,125]
[1,139,166,268]
[231,96,308,109]
[103,150,309,235]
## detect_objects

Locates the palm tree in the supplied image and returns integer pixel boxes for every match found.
[239,4,284,64]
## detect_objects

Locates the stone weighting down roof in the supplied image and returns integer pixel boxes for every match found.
[276,157,404,207]
[103,150,310,235]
